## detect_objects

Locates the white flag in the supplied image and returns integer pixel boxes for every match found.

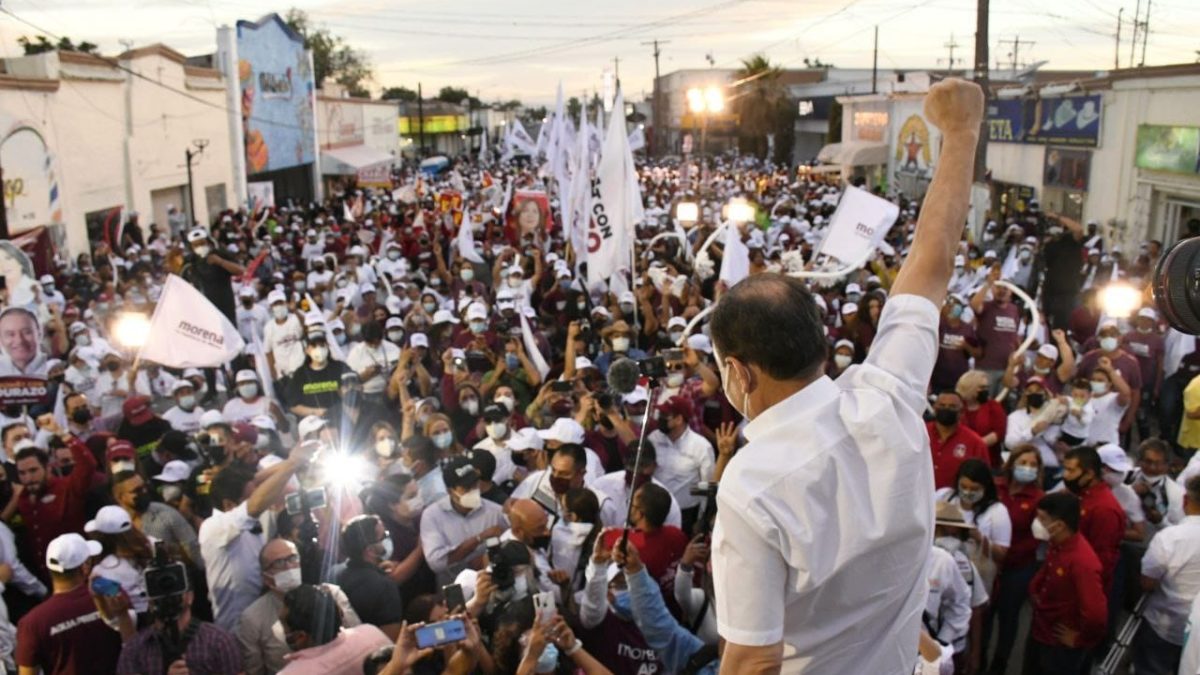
[566,99,592,264]
[814,186,900,266]
[587,89,640,287]
[508,120,537,156]
[628,126,646,152]
[457,213,484,264]
[480,128,492,167]
[719,224,751,286]
[138,275,245,368]
[518,312,550,380]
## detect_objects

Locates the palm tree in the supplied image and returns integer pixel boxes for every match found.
[732,54,792,161]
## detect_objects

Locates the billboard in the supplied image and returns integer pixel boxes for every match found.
[236,14,316,175]
[987,94,1102,148]
[1135,125,1200,176]
[319,98,364,150]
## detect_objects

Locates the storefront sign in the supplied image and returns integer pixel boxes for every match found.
[852,109,888,142]
[237,14,317,175]
[1044,148,1091,191]
[1135,124,1200,176]
[798,100,815,117]
[987,95,1102,148]
[357,163,392,189]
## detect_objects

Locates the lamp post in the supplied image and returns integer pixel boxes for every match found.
[185,139,208,228]
[686,86,724,183]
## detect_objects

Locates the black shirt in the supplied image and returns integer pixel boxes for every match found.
[335,559,405,627]
[285,360,349,412]
[186,249,238,321]
[1041,234,1084,296]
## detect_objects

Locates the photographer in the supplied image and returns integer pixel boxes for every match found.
[335,515,406,640]
[277,584,390,675]
[115,582,242,674]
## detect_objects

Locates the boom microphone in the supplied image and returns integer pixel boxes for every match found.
[606,357,642,395]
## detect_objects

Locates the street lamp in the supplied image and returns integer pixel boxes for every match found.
[686,85,724,167]
[185,139,208,228]
[727,197,754,224]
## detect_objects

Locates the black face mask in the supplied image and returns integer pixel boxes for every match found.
[934,408,960,427]
[976,390,989,404]
[511,451,528,467]
[1064,475,1088,495]
[656,416,671,434]
[132,492,153,513]
[71,408,93,425]
[530,534,551,551]
[1026,393,1046,409]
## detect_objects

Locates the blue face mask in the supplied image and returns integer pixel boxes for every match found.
[949,305,963,319]
[611,589,633,620]
[1013,465,1038,484]
[535,642,559,673]
[505,353,520,370]
[470,321,487,335]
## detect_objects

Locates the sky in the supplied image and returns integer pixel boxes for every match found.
[2,0,1198,105]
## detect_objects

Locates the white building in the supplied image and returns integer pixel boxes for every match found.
[0,46,236,256]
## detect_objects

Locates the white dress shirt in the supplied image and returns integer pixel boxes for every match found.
[1180,591,1200,675]
[1132,471,1186,540]
[590,470,681,529]
[162,405,208,433]
[1141,515,1200,645]
[712,294,938,674]
[198,502,267,632]
[925,546,972,650]
[649,427,715,510]
[1005,408,1064,468]
[418,495,508,585]
[471,436,518,485]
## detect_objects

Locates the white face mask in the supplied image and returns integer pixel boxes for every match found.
[309,346,329,364]
[666,372,685,388]
[238,383,257,399]
[462,399,479,416]
[272,567,302,593]
[486,422,508,440]
[375,437,396,458]
[1100,337,1119,352]
[1031,518,1051,541]
[565,521,593,547]
[834,354,852,369]
[714,343,753,421]
[271,306,287,322]
[378,537,394,560]
[162,485,183,503]
[178,394,196,410]
[611,337,631,353]
[193,245,211,258]
[458,488,482,511]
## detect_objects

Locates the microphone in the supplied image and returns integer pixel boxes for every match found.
[606,357,641,395]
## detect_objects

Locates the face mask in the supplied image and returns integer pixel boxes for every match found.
[238,383,258,399]
[1013,465,1038,484]
[293,281,306,292]
[75,335,91,347]
[623,469,651,494]
[934,408,959,427]
[1026,393,1045,409]
[132,492,153,513]
[535,642,560,673]
[486,422,508,440]
[1103,471,1124,487]
[162,485,183,503]
[934,536,963,554]
[1100,337,1119,352]
[975,390,990,405]
[462,399,479,416]
[375,438,396,458]
[495,395,515,413]
[112,460,136,474]
[1091,381,1109,395]
[470,321,487,335]
[1031,518,1051,541]
[72,408,93,425]
[193,245,211,258]
[1033,365,1051,375]
[576,302,587,312]
[336,278,348,289]
[423,302,437,313]
[387,330,404,343]
[433,431,454,450]
[1064,475,1086,494]
[505,353,520,371]
[656,416,671,434]
[388,250,401,261]
[619,303,635,315]
[669,331,685,345]
[457,488,482,511]
[272,305,288,320]
[273,567,302,593]
[949,305,963,320]
[565,521,593,547]
[1142,473,1166,487]
[1019,251,1032,263]
[508,277,523,289]
[530,533,551,551]
[834,354,853,369]
[612,337,631,353]
[309,346,329,364]
[549,475,572,495]
[958,489,983,506]
[378,537,395,560]
[555,300,567,311]
[611,590,633,621]
[460,268,475,282]
[666,372,685,388]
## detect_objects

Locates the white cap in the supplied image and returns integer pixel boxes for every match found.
[618,290,636,304]
[199,410,227,429]
[238,285,257,298]
[69,321,89,335]
[39,274,54,284]
[13,439,37,454]
[385,317,404,330]
[183,368,204,379]
[359,282,376,295]
[1099,318,1119,331]
[250,414,277,432]
[298,415,326,438]
[537,418,586,444]
[170,380,194,394]
[845,283,862,295]
[466,304,488,321]
[507,427,544,452]
[84,505,132,535]
[410,333,430,348]
[1098,444,1133,473]
[186,227,208,243]
[841,302,859,316]
[433,309,459,325]
[348,245,367,257]
[591,306,612,320]
[45,533,102,573]
[983,250,998,260]
[834,338,855,352]
[1037,344,1059,361]
[267,290,287,305]
[153,460,192,483]
[954,255,965,267]
[667,316,688,330]
[235,369,257,383]
[1137,307,1158,320]
[622,385,649,406]
[687,333,712,354]
[574,356,596,371]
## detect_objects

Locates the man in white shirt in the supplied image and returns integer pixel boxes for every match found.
[926,545,972,653]
[160,380,207,433]
[263,291,305,379]
[418,457,508,586]
[305,258,334,297]
[648,395,714,532]
[1131,438,1186,541]
[199,440,313,632]
[590,445,682,529]
[345,321,399,399]
[1134,475,1200,674]
[471,404,519,486]
[235,285,268,346]
[708,78,983,674]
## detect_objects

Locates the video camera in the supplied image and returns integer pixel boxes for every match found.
[1155,238,1200,335]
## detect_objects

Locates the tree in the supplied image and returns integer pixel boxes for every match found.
[495,99,523,111]
[18,35,98,55]
[285,9,372,97]
[567,97,582,124]
[732,54,793,162]
[437,86,480,108]
[382,86,418,102]
[803,57,835,69]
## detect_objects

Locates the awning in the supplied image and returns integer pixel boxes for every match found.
[320,144,395,176]
[803,164,843,174]
[816,140,888,167]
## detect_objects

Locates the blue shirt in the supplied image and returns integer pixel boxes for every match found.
[627,566,718,675]
[595,348,649,376]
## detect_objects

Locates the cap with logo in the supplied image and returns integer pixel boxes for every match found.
[46,533,102,573]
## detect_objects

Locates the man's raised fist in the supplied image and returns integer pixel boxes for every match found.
[924,78,984,136]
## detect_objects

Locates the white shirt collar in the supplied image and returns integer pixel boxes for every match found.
[743,375,839,443]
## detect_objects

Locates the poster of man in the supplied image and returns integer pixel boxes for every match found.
[0,307,46,378]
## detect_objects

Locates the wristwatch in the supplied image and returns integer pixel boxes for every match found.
[563,639,583,656]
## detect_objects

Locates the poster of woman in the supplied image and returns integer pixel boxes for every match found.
[508,190,551,239]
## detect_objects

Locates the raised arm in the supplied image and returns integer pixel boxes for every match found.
[891,79,984,305]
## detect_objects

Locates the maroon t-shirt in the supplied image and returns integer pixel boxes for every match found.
[1077,349,1144,392]
[932,319,979,390]
[976,301,1022,370]
[16,584,122,674]
[1122,331,1164,391]
[577,613,666,675]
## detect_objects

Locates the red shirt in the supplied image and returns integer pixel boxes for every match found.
[1076,482,1127,590]
[602,527,688,584]
[926,423,990,489]
[16,584,123,674]
[997,479,1044,569]
[961,400,1008,467]
[17,435,97,577]
[1029,533,1108,648]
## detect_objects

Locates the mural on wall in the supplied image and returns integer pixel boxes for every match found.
[236,14,316,175]
[0,118,62,233]
[895,114,933,176]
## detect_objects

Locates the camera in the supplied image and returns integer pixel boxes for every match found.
[145,561,190,600]
[285,486,328,516]
[1154,238,1200,334]
[639,356,667,380]
[485,537,513,590]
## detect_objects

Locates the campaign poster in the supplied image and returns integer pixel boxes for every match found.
[509,190,551,238]
[237,14,317,175]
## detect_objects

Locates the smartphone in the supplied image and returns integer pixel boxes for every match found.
[415,618,467,649]
[533,591,556,625]
[91,576,122,597]
[551,380,573,394]
[442,583,466,612]
[663,348,684,362]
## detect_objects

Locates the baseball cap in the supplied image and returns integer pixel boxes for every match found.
[153,460,192,483]
[482,404,508,422]
[171,380,194,394]
[466,304,488,321]
[845,282,863,295]
[121,396,154,426]
[69,321,88,335]
[231,422,258,445]
[442,456,480,491]
[574,356,596,371]
[199,410,228,430]
[45,533,102,573]
[1098,444,1133,473]
[267,290,287,306]
[186,227,208,243]
[85,505,132,535]
[656,395,694,419]
[667,316,688,330]
[687,334,712,354]
[410,333,430,348]
[238,286,257,298]
[1037,344,1059,361]
[385,317,404,330]
[507,427,545,452]
[841,302,859,316]
[1137,307,1158,321]
[249,414,277,433]
[537,418,586,445]
[235,369,257,384]
[298,415,326,438]
[834,338,855,352]
[618,290,636,304]
[105,440,136,464]
[433,309,459,325]
[623,386,650,406]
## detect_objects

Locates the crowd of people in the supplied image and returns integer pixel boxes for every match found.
[0,123,1199,675]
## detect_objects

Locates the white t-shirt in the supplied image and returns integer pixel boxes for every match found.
[1085,391,1127,445]
[222,396,271,425]
[925,546,971,651]
[198,501,267,633]
[1179,591,1200,675]
[263,315,305,378]
[345,341,400,394]
[1059,399,1096,439]
[934,489,1013,548]
[162,405,207,433]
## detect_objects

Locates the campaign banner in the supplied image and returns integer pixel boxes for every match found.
[986,95,1102,148]
[139,275,246,368]
[247,180,275,211]
[0,376,48,405]
[815,186,900,266]
[357,163,392,189]
[509,190,551,238]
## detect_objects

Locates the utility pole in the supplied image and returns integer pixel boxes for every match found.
[998,35,1035,71]
[184,139,208,228]
[871,26,879,94]
[417,82,426,156]
[613,56,621,91]
[973,0,989,183]
[1115,8,1123,69]
[1130,0,1140,68]
[943,34,961,73]
[1140,0,1151,66]
[642,39,669,157]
